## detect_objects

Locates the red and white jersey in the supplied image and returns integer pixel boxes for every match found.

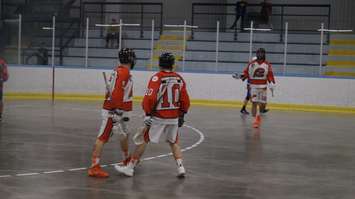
[0,58,9,82]
[143,71,190,119]
[243,60,275,88]
[103,65,133,111]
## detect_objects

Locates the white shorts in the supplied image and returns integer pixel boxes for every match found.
[250,87,267,103]
[147,117,179,144]
[97,109,129,142]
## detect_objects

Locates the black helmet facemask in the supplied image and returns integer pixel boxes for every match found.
[256,48,266,61]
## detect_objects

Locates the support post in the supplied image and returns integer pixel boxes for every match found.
[215,21,220,72]
[85,17,89,68]
[150,19,155,70]
[283,22,288,75]
[18,14,22,65]
[51,16,56,104]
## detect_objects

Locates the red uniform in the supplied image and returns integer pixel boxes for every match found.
[143,71,190,119]
[243,60,275,88]
[0,58,9,82]
[103,66,133,111]
[0,58,9,103]
[98,65,133,143]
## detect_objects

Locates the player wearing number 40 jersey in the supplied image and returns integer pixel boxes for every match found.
[115,52,190,178]
[142,68,190,119]
[242,48,275,128]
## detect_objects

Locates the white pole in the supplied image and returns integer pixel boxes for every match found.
[18,14,22,65]
[182,20,187,72]
[319,23,324,76]
[150,19,155,70]
[85,17,89,68]
[119,19,123,52]
[283,22,288,76]
[249,21,254,61]
[51,15,56,104]
[215,21,220,72]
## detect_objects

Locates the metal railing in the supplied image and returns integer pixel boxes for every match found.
[59,19,81,65]
[1,0,82,65]
[192,3,331,41]
[81,2,163,38]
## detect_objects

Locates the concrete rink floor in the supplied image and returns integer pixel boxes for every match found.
[0,100,355,199]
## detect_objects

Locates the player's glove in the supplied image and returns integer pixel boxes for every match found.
[144,116,152,127]
[178,114,185,127]
[113,109,124,116]
[110,109,125,124]
[268,83,275,97]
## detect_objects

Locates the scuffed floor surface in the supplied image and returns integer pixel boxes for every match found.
[1,100,355,199]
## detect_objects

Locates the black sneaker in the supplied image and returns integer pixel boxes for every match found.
[261,109,269,114]
[240,109,249,115]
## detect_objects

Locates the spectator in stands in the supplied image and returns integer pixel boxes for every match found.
[260,0,272,28]
[106,18,120,48]
[25,42,48,65]
[37,43,49,65]
[0,57,9,121]
[230,0,248,31]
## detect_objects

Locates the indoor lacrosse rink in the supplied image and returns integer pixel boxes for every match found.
[1,0,355,199]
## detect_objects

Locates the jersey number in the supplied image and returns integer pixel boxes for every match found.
[160,84,180,109]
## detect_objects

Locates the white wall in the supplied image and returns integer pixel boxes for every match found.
[4,66,355,107]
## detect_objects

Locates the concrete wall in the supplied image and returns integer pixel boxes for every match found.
[5,66,355,108]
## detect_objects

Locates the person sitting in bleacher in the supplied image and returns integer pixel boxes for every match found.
[260,0,272,28]
[105,18,120,48]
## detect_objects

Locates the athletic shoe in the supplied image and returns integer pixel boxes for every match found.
[261,109,269,114]
[177,166,186,178]
[252,121,260,128]
[252,115,261,128]
[114,165,134,177]
[119,156,131,166]
[88,165,109,178]
[240,109,249,115]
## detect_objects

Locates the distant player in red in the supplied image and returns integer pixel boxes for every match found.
[242,48,275,128]
[115,53,190,178]
[0,57,9,121]
[88,48,136,178]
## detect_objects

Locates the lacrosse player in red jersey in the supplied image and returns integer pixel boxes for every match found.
[0,57,9,121]
[115,52,190,178]
[88,48,136,178]
[242,48,275,128]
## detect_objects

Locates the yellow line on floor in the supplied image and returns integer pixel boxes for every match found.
[4,93,355,114]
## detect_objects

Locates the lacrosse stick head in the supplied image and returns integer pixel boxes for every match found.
[232,73,241,79]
